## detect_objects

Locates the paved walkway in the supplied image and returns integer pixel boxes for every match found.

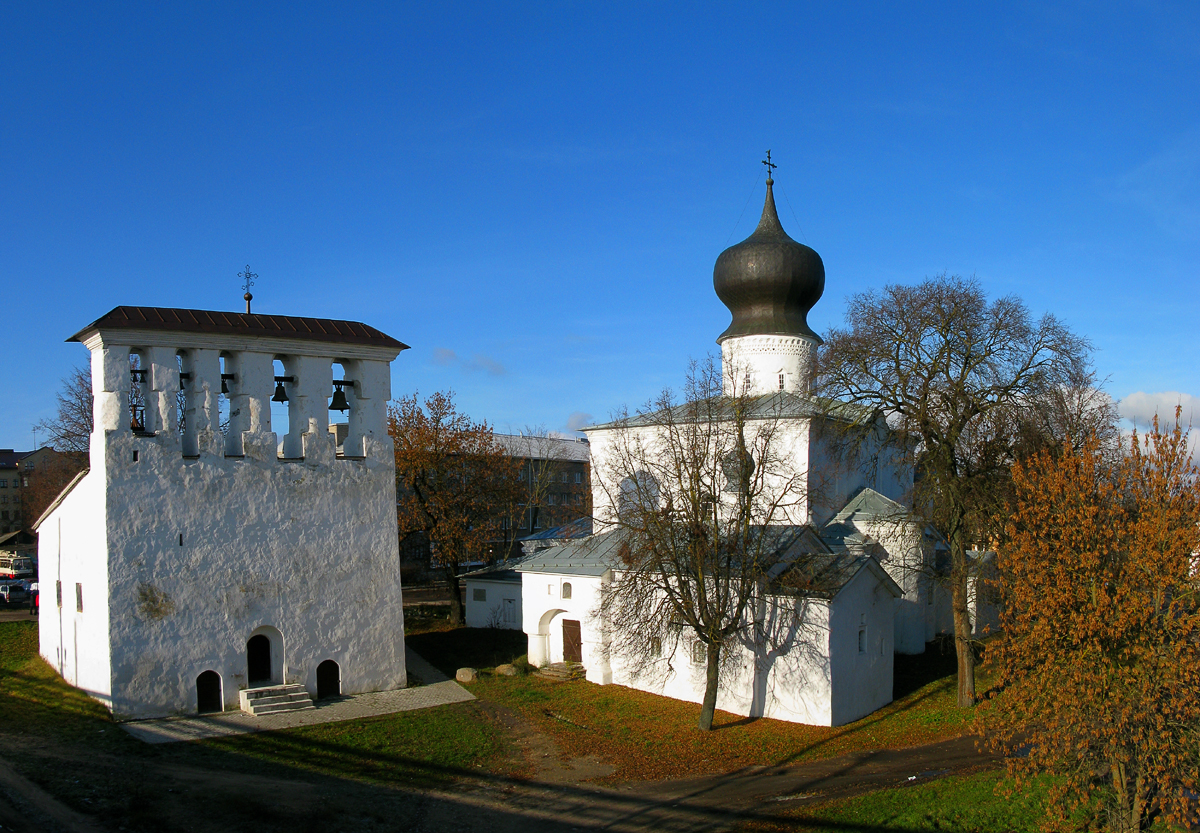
[122,648,473,744]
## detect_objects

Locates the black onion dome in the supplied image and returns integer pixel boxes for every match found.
[713,179,824,342]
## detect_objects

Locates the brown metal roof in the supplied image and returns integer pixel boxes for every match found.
[68,306,409,351]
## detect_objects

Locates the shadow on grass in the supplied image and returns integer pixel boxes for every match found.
[407,627,528,676]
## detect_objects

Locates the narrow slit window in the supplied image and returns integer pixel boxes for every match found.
[76,583,83,613]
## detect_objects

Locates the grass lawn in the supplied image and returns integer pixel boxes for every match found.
[411,624,987,783]
[743,770,1059,832]
[0,621,516,830]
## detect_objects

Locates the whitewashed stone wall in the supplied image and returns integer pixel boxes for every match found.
[39,326,406,719]
[464,578,523,630]
[520,563,898,727]
[521,572,609,683]
[720,334,819,396]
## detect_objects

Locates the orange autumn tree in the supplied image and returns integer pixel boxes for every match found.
[981,413,1200,832]
[388,391,523,625]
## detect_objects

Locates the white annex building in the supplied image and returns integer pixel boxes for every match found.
[519,175,954,726]
[36,306,409,720]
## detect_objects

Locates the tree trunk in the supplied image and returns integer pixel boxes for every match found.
[698,641,721,731]
[950,528,976,708]
[444,564,464,626]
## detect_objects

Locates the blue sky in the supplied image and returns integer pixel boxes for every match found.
[3,2,1198,447]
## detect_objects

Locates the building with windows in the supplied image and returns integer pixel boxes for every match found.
[36,306,409,719]
[0,449,28,536]
[488,433,590,559]
[518,175,951,726]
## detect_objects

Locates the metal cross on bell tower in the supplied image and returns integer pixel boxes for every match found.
[762,149,777,183]
[239,265,257,314]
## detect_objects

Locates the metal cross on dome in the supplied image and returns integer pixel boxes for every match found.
[762,150,777,181]
[239,265,257,294]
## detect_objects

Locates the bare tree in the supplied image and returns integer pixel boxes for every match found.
[35,365,94,454]
[816,274,1094,707]
[596,356,806,730]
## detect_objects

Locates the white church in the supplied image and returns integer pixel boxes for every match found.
[36,305,409,720]
[512,175,954,726]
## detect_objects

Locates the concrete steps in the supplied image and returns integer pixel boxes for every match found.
[239,683,315,716]
[535,662,587,681]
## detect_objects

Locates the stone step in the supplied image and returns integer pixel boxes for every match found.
[535,662,587,681]
[239,683,315,716]
[251,700,316,716]
[243,683,309,700]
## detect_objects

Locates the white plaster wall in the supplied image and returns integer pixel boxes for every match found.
[464,578,523,630]
[828,568,896,726]
[586,417,814,529]
[606,591,837,726]
[720,334,818,396]
[850,518,931,654]
[37,471,112,708]
[520,572,609,683]
[70,331,406,719]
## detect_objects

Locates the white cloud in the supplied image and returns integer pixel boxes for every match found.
[1117,391,1199,427]
[1118,391,1200,463]
[431,348,506,376]
[566,412,593,432]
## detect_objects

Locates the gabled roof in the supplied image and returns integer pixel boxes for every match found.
[584,392,875,432]
[68,306,409,351]
[832,487,908,521]
[493,434,591,463]
[462,558,526,583]
[516,529,630,576]
[821,487,948,555]
[517,523,902,599]
[521,517,593,543]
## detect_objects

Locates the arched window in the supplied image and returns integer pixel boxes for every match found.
[247,634,272,685]
[129,350,149,433]
[273,357,300,459]
[561,582,572,600]
[196,670,222,713]
[329,361,351,455]
[317,659,341,700]
[178,351,198,456]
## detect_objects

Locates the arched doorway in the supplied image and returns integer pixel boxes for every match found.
[196,670,222,713]
[247,634,272,685]
[316,660,340,700]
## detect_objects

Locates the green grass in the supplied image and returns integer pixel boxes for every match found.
[0,619,514,829]
[412,625,986,783]
[202,701,508,789]
[745,770,1056,832]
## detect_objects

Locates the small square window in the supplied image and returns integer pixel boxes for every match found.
[473,588,486,602]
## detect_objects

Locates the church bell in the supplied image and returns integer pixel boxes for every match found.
[330,381,350,412]
[272,375,292,403]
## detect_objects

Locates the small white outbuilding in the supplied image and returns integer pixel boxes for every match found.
[519,527,903,727]
[37,305,409,719]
